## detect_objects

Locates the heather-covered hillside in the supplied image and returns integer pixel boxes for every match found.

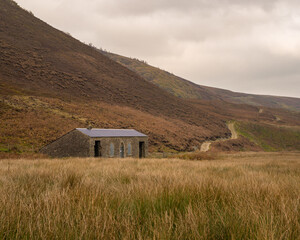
[0,0,230,155]
[1,0,299,157]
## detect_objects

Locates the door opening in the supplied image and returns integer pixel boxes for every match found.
[94,141,101,157]
[120,142,125,158]
[139,141,145,158]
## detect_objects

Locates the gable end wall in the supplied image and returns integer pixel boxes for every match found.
[40,130,90,158]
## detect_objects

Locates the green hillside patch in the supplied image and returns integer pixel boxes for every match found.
[101,51,204,99]
[236,122,300,151]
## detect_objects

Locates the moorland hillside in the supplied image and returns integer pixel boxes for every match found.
[0,0,232,154]
[0,0,299,156]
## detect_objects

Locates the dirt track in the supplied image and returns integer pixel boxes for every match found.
[200,142,211,152]
[200,122,237,152]
[228,122,238,140]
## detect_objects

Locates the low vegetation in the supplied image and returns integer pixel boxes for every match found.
[236,121,300,151]
[0,95,225,156]
[169,151,217,160]
[0,153,299,239]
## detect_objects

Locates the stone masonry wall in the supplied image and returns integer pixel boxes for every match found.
[40,130,90,158]
[89,136,148,158]
[40,130,148,158]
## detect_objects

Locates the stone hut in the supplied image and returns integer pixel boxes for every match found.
[40,128,148,158]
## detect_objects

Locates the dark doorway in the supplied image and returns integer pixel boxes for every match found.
[94,141,101,157]
[139,141,145,158]
[120,143,125,158]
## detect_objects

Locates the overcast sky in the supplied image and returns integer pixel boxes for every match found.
[15,0,300,98]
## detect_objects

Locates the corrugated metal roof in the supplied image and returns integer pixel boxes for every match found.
[76,128,147,138]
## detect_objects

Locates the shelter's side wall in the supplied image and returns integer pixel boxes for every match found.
[89,137,148,158]
[41,130,90,158]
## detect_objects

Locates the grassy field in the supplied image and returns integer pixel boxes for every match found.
[0,153,299,239]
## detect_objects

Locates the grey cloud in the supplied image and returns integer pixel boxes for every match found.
[91,0,298,17]
[15,0,300,97]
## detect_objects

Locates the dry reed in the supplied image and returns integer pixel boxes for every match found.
[0,152,299,239]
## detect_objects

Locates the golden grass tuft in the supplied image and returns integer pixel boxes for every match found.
[0,152,299,239]
[169,151,217,160]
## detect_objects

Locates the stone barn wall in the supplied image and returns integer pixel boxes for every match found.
[40,130,90,158]
[41,130,148,158]
[89,136,148,158]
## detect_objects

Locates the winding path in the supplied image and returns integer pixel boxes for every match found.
[228,122,238,140]
[200,122,238,152]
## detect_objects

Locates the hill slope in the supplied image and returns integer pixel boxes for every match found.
[1,0,299,157]
[102,51,300,111]
[0,0,209,119]
[0,0,233,154]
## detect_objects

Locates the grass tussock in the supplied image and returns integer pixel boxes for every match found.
[0,153,299,239]
[169,151,217,160]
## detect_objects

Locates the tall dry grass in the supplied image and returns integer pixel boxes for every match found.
[0,153,299,239]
